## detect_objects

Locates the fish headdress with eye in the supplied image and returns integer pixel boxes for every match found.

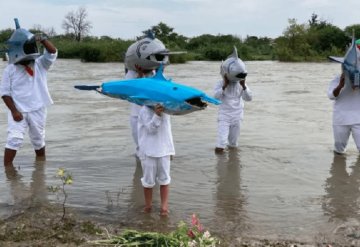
[220,46,247,83]
[5,18,40,64]
[329,34,360,88]
[124,31,170,71]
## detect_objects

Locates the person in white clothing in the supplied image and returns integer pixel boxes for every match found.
[328,72,360,154]
[137,104,175,216]
[0,19,57,166]
[214,47,253,154]
[124,30,169,157]
[126,67,155,157]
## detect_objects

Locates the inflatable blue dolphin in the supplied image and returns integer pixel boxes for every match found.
[75,67,221,115]
[329,34,360,87]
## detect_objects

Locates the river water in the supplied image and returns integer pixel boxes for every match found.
[0,59,359,244]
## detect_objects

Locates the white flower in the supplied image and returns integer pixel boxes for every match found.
[188,240,197,247]
[203,230,211,239]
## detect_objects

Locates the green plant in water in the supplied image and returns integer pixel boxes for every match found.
[89,214,220,246]
[48,168,73,220]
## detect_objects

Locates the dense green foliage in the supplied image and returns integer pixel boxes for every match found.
[1,14,359,62]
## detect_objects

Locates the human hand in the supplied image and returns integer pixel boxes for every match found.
[12,110,23,122]
[339,73,345,88]
[239,79,246,90]
[154,104,164,116]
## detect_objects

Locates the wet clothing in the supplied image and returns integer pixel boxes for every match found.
[0,50,57,150]
[328,74,360,153]
[214,80,252,148]
[138,105,175,188]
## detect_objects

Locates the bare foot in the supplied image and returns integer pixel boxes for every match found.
[159,209,169,217]
[143,206,152,213]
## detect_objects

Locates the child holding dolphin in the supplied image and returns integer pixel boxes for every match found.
[214,46,253,154]
[137,103,175,216]
[124,31,170,158]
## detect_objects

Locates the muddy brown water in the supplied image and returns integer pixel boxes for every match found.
[1,59,359,244]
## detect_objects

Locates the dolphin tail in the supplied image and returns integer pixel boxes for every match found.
[74,85,101,91]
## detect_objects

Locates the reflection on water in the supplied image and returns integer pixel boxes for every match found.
[3,161,48,217]
[214,149,248,240]
[323,155,360,221]
[1,59,360,244]
[321,155,360,244]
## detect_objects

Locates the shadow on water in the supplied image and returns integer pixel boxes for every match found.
[214,149,249,242]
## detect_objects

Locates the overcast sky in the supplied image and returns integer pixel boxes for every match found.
[1,0,360,40]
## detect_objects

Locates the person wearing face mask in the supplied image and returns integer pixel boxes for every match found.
[0,18,57,166]
[213,46,253,154]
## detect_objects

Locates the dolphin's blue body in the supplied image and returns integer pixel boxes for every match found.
[75,68,221,115]
[329,35,360,87]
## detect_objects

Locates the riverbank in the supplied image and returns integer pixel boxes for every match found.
[0,203,339,247]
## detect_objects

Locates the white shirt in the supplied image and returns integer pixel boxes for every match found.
[214,80,253,121]
[0,50,57,113]
[138,105,175,158]
[125,69,155,117]
[328,74,360,125]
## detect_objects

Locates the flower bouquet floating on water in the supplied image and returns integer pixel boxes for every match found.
[89,213,220,246]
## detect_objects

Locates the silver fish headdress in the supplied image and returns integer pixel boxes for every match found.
[6,18,40,64]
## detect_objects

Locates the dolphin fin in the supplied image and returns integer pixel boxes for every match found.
[153,64,168,81]
[328,56,344,63]
[227,46,238,59]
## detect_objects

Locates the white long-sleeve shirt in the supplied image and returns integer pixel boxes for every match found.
[0,50,57,113]
[328,74,360,125]
[138,105,175,158]
[214,80,253,121]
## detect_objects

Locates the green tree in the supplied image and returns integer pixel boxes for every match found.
[307,14,347,54]
[144,22,187,49]
[344,24,360,39]
[274,18,311,61]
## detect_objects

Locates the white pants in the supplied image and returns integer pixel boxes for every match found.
[216,119,241,149]
[6,108,47,151]
[333,124,360,153]
[140,155,171,188]
[130,115,139,156]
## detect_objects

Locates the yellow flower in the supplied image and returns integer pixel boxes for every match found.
[65,178,73,185]
[57,168,65,177]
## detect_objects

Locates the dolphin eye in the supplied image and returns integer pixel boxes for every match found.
[173,87,178,90]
